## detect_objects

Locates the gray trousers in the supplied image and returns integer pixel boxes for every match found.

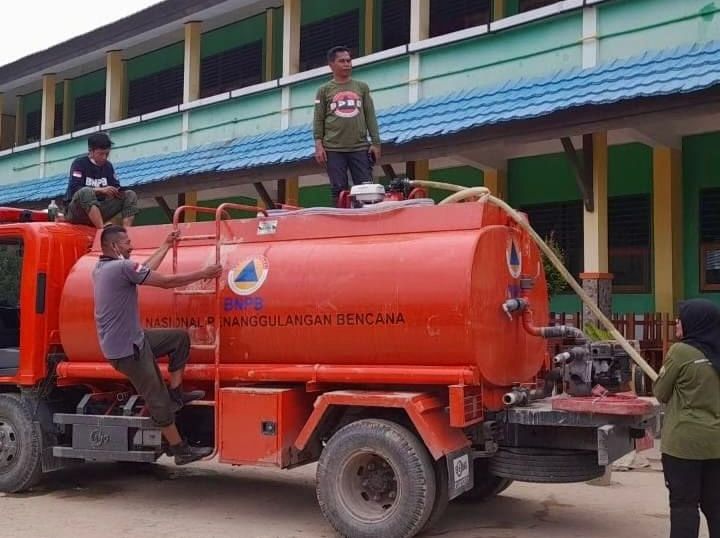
[109,329,191,427]
[66,186,139,225]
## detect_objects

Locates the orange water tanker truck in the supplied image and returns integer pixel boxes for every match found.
[0,182,659,538]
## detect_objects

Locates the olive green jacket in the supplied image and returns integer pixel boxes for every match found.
[653,342,720,460]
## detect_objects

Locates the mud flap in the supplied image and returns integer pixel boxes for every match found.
[446,447,474,500]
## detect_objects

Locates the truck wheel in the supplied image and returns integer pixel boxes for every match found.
[422,457,449,532]
[456,458,513,502]
[0,394,43,493]
[317,419,436,538]
[489,447,604,483]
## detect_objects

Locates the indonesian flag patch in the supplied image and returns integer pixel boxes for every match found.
[72,170,83,178]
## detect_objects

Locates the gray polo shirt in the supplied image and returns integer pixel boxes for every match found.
[93,256,151,360]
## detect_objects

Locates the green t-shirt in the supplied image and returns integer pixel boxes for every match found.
[653,342,720,460]
[313,79,381,152]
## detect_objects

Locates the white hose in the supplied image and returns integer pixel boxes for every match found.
[410,179,658,382]
[262,198,434,218]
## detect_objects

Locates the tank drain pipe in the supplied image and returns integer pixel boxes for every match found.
[503,388,546,407]
[502,298,586,341]
[408,179,658,382]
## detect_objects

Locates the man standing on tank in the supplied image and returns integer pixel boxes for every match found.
[64,132,139,229]
[313,46,382,207]
[93,225,222,465]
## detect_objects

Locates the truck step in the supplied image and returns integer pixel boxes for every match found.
[176,234,217,241]
[185,399,216,407]
[53,446,158,463]
[190,344,217,351]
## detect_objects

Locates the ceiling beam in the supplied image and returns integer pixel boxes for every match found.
[154,196,174,222]
[623,127,681,149]
[454,152,507,171]
[560,135,594,212]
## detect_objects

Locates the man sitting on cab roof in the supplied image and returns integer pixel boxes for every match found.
[64,132,140,229]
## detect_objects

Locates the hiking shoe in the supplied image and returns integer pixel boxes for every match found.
[169,441,213,466]
[168,387,206,408]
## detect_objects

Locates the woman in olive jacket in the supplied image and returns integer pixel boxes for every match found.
[653,298,720,538]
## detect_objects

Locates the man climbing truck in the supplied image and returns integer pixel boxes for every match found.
[0,181,659,538]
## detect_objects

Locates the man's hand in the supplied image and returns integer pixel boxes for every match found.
[164,230,180,246]
[202,264,223,279]
[369,145,381,163]
[315,140,327,165]
[97,186,120,198]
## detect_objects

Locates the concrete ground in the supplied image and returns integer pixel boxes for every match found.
[0,448,708,538]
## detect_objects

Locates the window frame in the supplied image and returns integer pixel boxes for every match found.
[700,241,720,292]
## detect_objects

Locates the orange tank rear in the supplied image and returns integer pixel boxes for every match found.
[58,200,550,404]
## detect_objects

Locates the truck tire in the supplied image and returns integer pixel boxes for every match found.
[422,457,449,532]
[0,394,43,493]
[316,419,436,538]
[489,447,605,483]
[456,458,513,502]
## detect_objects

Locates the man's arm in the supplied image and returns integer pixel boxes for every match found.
[143,231,179,270]
[652,347,683,403]
[363,84,381,160]
[313,86,326,142]
[143,264,223,289]
[313,86,327,165]
[66,163,86,201]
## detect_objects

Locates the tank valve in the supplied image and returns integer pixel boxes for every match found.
[503,390,527,406]
[502,298,527,320]
[502,388,545,407]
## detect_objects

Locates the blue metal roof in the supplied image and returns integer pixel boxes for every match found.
[3,39,720,206]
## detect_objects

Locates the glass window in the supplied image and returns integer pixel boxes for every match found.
[430,0,490,37]
[608,195,651,293]
[300,10,360,71]
[700,188,720,291]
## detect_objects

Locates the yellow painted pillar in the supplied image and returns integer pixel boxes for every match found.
[492,0,505,20]
[14,95,24,145]
[410,0,430,42]
[653,147,683,314]
[283,0,301,77]
[182,23,202,221]
[184,22,201,103]
[62,80,73,134]
[105,50,126,123]
[581,131,612,324]
[407,159,429,180]
[265,9,275,81]
[286,178,300,206]
[0,94,4,149]
[583,132,609,274]
[364,0,374,54]
[41,74,56,141]
[483,168,507,200]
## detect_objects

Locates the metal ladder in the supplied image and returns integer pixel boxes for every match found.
[171,202,268,459]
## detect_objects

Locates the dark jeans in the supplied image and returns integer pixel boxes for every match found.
[109,329,191,427]
[326,150,374,206]
[662,453,720,538]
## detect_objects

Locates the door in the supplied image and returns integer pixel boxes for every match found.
[0,238,23,376]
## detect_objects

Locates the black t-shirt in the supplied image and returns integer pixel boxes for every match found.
[64,156,121,204]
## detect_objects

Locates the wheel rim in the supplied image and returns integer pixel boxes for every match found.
[0,418,19,473]
[338,451,400,523]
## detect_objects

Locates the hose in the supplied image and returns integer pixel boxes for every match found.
[409,179,659,382]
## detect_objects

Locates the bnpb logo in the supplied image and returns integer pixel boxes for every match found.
[228,255,269,296]
[506,237,522,279]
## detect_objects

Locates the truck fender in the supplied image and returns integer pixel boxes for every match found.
[294,390,470,460]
